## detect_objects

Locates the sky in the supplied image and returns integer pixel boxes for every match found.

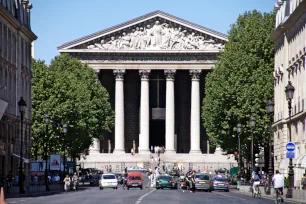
[30,0,275,64]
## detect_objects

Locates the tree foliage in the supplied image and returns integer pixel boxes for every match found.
[31,54,114,159]
[202,10,275,157]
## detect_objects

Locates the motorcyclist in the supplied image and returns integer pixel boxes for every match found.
[72,172,78,191]
[64,175,71,192]
[122,172,128,190]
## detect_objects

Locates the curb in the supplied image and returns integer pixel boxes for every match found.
[6,190,63,199]
[232,190,306,204]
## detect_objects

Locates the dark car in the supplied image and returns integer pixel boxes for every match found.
[170,169,180,177]
[156,175,177,189]
[90,174,101,186]
[213,175,229,192]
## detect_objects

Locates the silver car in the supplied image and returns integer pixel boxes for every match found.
[195,173,213,192]
[213,175,229,192]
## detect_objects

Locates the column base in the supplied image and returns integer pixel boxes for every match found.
[139,149,151,154]
[113,149,125,154]
[165,149,176,154]
[90,150,100,154]
[189,149,202,154]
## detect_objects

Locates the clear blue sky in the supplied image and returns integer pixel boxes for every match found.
[30,0,275,64]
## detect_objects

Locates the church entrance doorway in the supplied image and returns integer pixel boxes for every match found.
[150,120,165,148]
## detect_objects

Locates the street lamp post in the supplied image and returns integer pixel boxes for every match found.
[237,123,242,173]
[285,81,295,198]
[267,100,274,195]
[249,116,256,171]
[18,97,26,194]
[45,114,50,192]
[63,123,68,176]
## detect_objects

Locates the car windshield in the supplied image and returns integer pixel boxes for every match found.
[129,176,141,180]
[214,177,226,182]
[195,174,210,180]
[158,176,171,180]
[103,175,116,179]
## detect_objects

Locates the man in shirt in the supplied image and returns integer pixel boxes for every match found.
[272,170,284,202]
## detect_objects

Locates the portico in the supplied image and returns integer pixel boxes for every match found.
[58,10,236,167]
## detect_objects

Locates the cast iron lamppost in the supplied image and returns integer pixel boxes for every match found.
[18,97,26,194]
[45,113,50,192]
[249,115,256,171]
[285,81,295,198]
[267,100,274,195]
[237,123,242,173]
[63,123,68,175]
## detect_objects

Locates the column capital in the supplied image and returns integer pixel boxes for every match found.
[113,69,126,80]
[189,69,202,80]
[164,69,176,80]
[139,70,151,80]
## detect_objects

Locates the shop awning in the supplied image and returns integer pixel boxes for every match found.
[0,99,8,120]
[12,153,30,163]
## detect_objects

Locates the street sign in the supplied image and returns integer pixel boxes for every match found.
[286,142,295,151]
[286,151,295,159]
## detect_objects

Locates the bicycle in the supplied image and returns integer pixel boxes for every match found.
[275,188,283,204]
[252,184,261,198]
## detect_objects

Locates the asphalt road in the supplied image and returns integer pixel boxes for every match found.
[5,185,282,204]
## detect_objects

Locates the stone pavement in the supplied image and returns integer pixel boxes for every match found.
[233,188,306,204]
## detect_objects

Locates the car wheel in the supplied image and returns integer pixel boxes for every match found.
[156,187,159,189]
[208,189,212,192]
[127,187,129,190]
[116,187,118,189]
[140,186,143,190]
[225,189,229,192]
[100,187,103,190]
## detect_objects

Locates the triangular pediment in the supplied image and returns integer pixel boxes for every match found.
[58,11,228,52]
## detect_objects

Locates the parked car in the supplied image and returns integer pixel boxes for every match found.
[126,172,143,190]
[99,174,118,190]
[156,175,177,189]
[194,173,213,192]
[213,175,229,192]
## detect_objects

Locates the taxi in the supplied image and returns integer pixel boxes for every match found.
[213,175,229,192]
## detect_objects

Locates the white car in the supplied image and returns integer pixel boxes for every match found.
[99,174,118,190]
[128,166,147,173]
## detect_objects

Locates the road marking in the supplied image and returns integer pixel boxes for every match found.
[135,189,156,204]
[214,192,247,201]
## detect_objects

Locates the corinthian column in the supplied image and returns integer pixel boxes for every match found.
[189,69,202,154]
[164,69,176,154]
[113,69,125,154]
[139,70,151,154]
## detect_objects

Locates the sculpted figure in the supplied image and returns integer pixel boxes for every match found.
[105,36,117,50]
[152,21,163,47]
[134,27,141,49]
[144,25,152,48]
[170,27,181,49]
[130,29,136,49]
[120,32,131,49]
[87,44,98,49]
[160,23,172,49]
[138,27,145,49]
[94,39,108,50]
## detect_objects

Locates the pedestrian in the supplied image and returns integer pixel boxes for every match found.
[301,173,306,190]
[151,146,153,153]
[131,148,134,155]
[6,171,13,187]
[191,171,196,193]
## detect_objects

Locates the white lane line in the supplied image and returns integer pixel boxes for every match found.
[135,189,156,204]
[214,192,247,201]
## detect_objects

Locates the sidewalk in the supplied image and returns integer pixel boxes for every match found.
[233,189,306,204]
[6,189,63,199]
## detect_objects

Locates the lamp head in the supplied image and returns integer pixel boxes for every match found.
[18,97,27,114]
[249,115,256,129]
[45,113,50,124]
[63,123,68,134]
[285,81,295,100]
[267,100,275,115]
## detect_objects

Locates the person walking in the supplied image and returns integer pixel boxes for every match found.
[301,173,306,190]
[191,171,196,193]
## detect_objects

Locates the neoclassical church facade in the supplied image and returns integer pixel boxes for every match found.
[58,11,236,170]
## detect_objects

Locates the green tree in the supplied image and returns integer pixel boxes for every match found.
[202,10,275,158]
[31,54,114,159]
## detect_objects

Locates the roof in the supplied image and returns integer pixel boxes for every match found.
[58,10,228,50]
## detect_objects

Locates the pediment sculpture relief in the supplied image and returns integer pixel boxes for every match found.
[87,21,225,51]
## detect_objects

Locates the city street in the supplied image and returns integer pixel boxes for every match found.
[5,186,281,204]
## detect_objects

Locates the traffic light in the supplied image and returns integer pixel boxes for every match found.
[255,148,265,167]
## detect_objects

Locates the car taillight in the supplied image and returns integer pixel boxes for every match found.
[170,180,173,183]
[226,183,229,186]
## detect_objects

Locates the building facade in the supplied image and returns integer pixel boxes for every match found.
[273,0,306,187]
[58,11,236,171]
[0,0,37,188]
